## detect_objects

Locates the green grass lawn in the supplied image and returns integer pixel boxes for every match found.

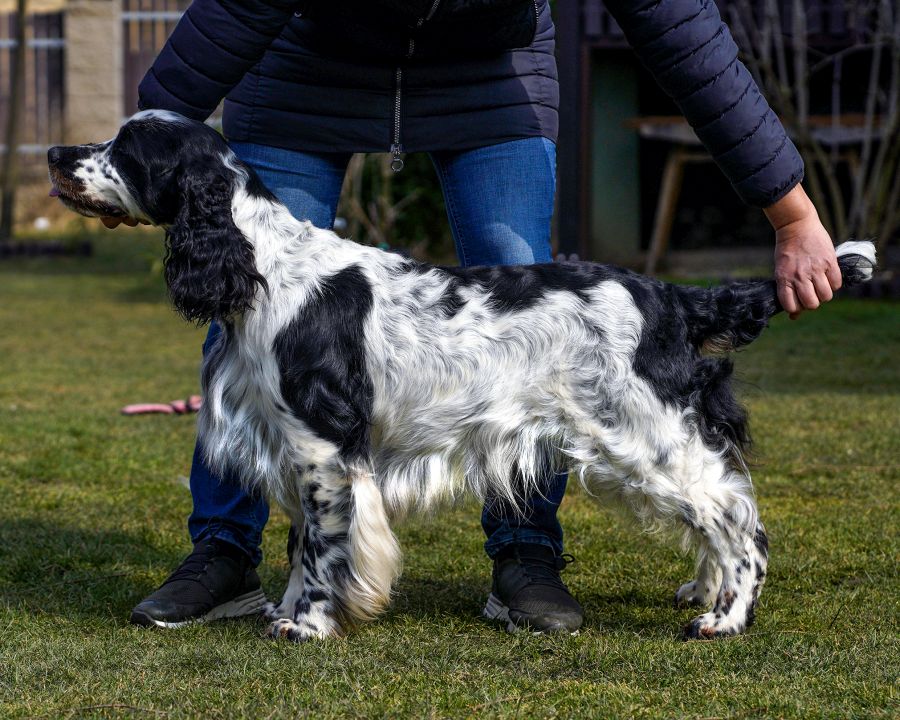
[1,233,897,719]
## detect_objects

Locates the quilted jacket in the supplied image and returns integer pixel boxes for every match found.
[138,0,803,207]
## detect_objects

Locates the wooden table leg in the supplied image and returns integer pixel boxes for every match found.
[645,146,686,276]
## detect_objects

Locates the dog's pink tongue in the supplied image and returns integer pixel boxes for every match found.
[49,184,60,197]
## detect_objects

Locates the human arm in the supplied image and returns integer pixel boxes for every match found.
[136,0,299,119]
[604,0,839,314]
[100,0,297,227]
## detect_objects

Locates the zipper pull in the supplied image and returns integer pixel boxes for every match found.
[390,143,405,172]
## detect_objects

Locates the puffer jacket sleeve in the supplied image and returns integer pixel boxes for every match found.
[137,0,298,121]
[605,0,804,207]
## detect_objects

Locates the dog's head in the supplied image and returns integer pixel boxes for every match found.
[48,110,267,325]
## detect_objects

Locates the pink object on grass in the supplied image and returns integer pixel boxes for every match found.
[121,395,202,415]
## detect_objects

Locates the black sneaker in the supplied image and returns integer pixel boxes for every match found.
[130,537,267,628]
[483,543,583,634]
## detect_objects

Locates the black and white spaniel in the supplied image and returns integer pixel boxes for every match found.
[48,111,876,641]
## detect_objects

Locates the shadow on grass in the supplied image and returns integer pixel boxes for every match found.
[387,575,683,639]
[1,518,704,643]
[390,574,488,618]
[0,517,183,622]
[580,587,692,638]
[1,519,529,631]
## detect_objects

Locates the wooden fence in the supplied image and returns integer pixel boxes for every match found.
[0,12,64,154]
[122,0,189,116]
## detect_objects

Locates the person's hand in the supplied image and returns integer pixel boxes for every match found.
[764,185,841,320]
[101,216,148,229]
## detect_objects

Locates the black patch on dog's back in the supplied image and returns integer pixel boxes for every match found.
[399,260,647,318]
[273,265,374,461]
[437,263,601,314]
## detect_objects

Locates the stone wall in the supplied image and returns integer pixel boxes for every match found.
[64,0,122,143]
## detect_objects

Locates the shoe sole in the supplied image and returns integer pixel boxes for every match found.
[130,588,268,629]
[482,593,580,636]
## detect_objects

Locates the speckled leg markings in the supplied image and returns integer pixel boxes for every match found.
[682,522,768,639]
[570,411,770,641]
[675,546,719,608]
[266,469,352,642]
[261,509,305,622]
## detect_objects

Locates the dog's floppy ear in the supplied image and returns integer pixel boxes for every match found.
[164,160,267,325]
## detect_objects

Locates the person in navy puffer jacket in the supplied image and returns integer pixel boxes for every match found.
[116,0,842,633]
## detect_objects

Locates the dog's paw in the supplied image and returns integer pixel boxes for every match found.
[682,612,741,640]
[674,580,714,608]
[264,616,341,642]
[265,618,317,642]
[261,601,291,622]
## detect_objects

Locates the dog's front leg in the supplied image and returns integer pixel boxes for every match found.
[261,511,305,622]
[265,463,400,642]
[266,468,350,641]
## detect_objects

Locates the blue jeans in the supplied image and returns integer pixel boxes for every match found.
[188,137,567,565]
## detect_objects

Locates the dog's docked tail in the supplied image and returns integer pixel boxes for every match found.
[682,240,877,354]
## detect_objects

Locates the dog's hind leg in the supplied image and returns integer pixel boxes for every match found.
[674,541,720,608]
[266,462,400,642]
[681,509,768,640]
[662,459,768,639]
[578,435,767,638]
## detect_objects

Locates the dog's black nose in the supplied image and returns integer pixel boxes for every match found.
[47,146,61,166]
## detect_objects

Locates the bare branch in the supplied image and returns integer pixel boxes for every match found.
[736,0,897,251]
[860,0,900,238]
[767,0,790,99]
[848,0,887,234]
[792,0,808,127]
[829,55,842,166]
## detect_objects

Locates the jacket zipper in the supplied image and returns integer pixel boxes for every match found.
[390,0,443,173]
[390,66,404,172]
[410,0,442,57]
[423,0,442,22]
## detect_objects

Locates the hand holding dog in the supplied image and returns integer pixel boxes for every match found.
[101,216,147,228]
[766,184,842,320]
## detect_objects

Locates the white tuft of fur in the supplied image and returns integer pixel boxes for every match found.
[345,471,402,622]
[835,240,877,281]
[130,108,192,126]
[835,239,876,263]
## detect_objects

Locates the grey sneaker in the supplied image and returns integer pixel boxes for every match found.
[483,543,583,634]
[130,537,267,628]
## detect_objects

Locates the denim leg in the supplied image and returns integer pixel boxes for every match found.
[429,137,567,558]
[187,144,350,566]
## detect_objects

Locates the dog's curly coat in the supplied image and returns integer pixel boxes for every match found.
[48,111,877,641]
